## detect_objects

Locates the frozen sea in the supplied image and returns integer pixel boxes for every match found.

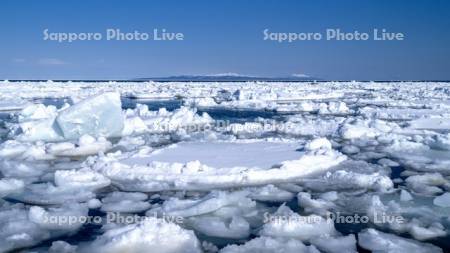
[0,80,450,252]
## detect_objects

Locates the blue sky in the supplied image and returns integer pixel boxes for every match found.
[0,0,449,80]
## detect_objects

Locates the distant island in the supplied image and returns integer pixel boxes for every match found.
[132,74,320,82]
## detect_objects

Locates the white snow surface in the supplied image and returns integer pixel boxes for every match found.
[122,141,302,169]
[84,218,202,253]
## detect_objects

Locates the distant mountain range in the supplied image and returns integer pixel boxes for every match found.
[132,74,320,82]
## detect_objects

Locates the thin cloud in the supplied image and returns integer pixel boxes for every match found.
[292,73,310,78]
[12,58,26,63]
[37,58,67,66]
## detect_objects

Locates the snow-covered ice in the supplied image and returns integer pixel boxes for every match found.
[121,141,303,168]
[358,228,443,253]
[84,218,202,253]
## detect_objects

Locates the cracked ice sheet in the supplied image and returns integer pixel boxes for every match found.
[2,81,450,252]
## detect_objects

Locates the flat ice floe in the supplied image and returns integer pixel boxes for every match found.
[98,140,345,192]
[1,80,450,252]
[121,141,303,168]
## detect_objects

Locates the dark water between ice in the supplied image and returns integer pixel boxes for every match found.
[121,97,290,123]
[121,97,183,111]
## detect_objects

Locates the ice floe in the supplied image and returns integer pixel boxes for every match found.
[358,228,443,253]
[220,236,320,253]
[16,92,123,142]
[100,192,151,213]
[84,218,202,253]
[98,139,346,192]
